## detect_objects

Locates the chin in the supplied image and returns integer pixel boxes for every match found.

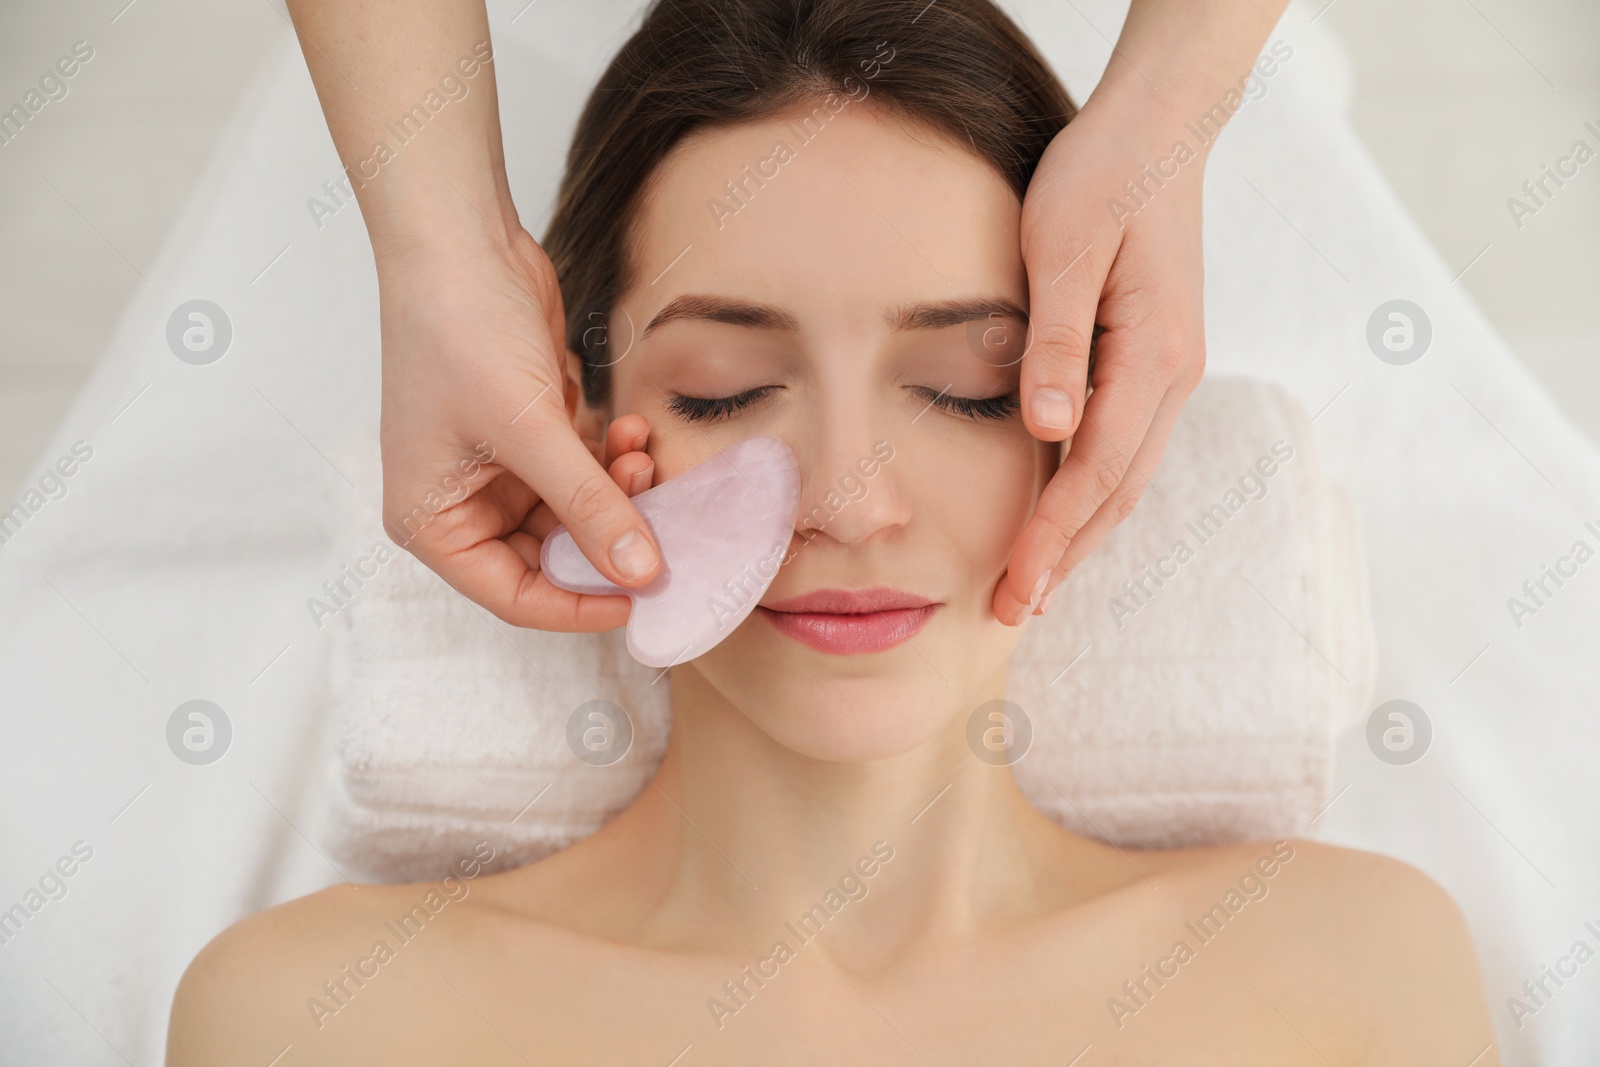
[746,673,959,763]
[693,613,1021,763]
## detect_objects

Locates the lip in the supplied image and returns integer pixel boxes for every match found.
[757,586,939,655]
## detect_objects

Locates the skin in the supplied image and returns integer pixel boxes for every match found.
[283,0,1290,633]
[167,105,1499,1066]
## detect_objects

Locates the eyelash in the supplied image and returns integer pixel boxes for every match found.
[664,385,781,422]
[663,385,1021,423]
[914,387,1020,422]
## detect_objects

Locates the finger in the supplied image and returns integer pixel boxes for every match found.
[992,355,1165,624]
[396,482,632,631]
[489,377,662,588]
[521,446,654,541]
[385,461,535,551]
[1029,380,1190,616]
[1055,376,1191,581]
[603,414,650,469]
[487,254,662,589]
[522,503,559,543]
[610,451,655,497]
[1018,207,1117,444]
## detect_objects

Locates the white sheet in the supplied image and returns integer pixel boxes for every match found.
[0,1,1595,1062]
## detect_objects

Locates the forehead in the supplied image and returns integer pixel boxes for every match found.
[623,101,1026,333]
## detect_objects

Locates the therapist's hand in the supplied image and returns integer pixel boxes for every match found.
[286,0,662,632]
[378,226,661,631]
[993,83,1208,626]
[992,0,1293,625]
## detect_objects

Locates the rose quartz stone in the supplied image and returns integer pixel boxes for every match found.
[539,435,801,667]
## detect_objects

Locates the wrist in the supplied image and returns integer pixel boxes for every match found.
[1086,0,1291,149]
[357,155,522,267]
[1078,69,1215,163]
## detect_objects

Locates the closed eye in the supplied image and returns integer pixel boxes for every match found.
[663,384,1019,423]
[664,385,782,423]
[910,386,1020,421]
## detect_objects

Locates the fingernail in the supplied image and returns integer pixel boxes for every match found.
[1039,585,1058,615]
[628,467,651,495]
[1029,387,1074,430]
[609,529,657,581]
[1027,569,1049,610]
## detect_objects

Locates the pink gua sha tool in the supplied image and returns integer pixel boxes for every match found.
[539,435,801,668]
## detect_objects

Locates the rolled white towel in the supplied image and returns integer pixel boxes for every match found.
[1008,375,1375,848]
[322,375,1374,880]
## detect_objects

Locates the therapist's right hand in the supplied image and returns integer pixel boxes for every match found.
[377,223,661,631]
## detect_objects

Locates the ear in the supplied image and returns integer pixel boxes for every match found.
[564,349,606,459]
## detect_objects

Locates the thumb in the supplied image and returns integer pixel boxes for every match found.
[1019,232,1113,444]
[512,234,662,589]
[497,386,661,588]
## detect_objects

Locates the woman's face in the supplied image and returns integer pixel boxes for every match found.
[573,100,1058,762]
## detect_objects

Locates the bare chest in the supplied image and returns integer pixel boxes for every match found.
[299,917,1354,1066]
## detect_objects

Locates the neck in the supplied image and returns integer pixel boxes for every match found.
[604,663,1079,970]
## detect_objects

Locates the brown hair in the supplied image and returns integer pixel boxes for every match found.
[541,0,1076,409]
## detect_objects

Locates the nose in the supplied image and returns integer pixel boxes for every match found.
[791,406,911,547]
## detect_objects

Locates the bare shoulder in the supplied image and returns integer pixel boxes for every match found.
[170,876,486,1067]
[166,881,410,1066]
[167,836,560,1067]
[1152,838,1500,1062]
[1260,838,1481,960]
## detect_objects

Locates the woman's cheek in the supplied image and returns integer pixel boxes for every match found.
[925,430,1040,574]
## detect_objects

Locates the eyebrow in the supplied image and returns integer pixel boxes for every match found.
[641,293,1027,337]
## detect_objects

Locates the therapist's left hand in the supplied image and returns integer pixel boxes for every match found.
[994,80,1209,625]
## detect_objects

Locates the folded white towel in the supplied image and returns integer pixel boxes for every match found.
[323,375,1374,880]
